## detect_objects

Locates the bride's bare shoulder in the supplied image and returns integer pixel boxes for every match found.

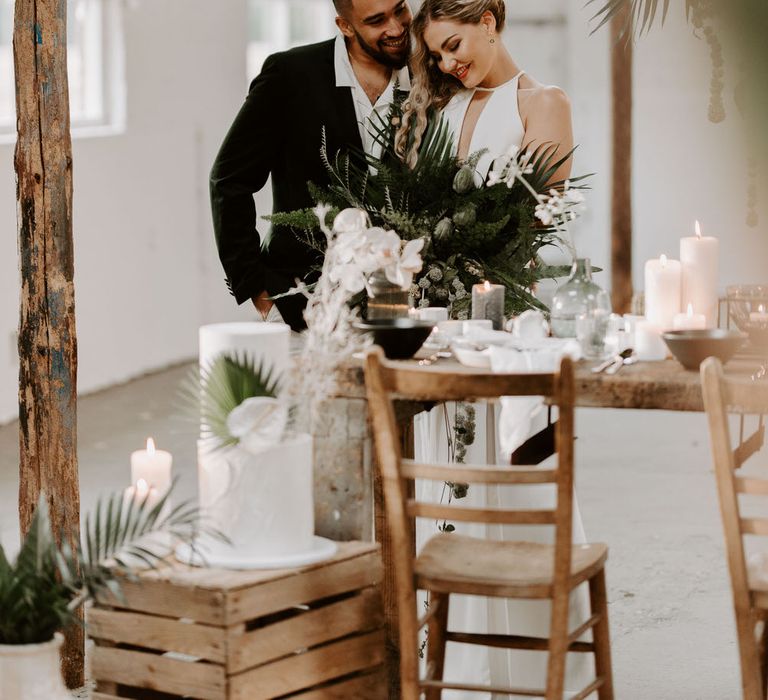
[518,75,571,119]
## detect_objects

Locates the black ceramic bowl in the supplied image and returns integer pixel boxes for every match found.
[355,319,434,360]
[662,329,747,370]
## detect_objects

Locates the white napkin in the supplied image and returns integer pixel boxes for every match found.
[511,310,549,339]
[489,340,581,457]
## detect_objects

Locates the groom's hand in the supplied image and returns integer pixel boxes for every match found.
[252,291,273,319]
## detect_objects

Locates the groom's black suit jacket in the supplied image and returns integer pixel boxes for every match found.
[210,39,364,330]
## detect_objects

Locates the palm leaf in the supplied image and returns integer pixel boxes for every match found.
[181,352,280,451]
[588,0,670,38]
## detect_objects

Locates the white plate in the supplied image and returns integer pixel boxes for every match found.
[175,536,338,570]
[453,345,492,368]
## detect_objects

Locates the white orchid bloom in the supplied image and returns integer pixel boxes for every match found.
[334,229,367,264]
[382,237,425,289]
[333,207,369,234]
[486,169,503,187]
[534,203,555,226]
[226,397,288,454]
[329,262,368,294]
[369,229,401,262]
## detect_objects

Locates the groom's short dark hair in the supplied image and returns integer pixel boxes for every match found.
[333,0,352,17]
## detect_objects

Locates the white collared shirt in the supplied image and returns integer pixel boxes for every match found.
[334,33,410,162]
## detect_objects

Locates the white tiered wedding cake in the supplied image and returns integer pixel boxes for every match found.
[176,322,336,569]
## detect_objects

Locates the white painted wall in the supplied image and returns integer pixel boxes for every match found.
[0,1,764,425]
[565,3,767,294]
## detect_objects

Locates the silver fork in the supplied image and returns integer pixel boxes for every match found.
[605,352,638,375]
[591,348,633,374]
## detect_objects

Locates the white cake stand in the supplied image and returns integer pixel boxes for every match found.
[174,536,338,570]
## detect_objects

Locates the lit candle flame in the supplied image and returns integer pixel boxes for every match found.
[695,220,702,239]
[146,437,156,455]
[687,303,694,317]
[483,280,491,292]
[660,254,668,268]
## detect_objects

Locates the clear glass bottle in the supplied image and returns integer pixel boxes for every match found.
[366,270,411,320]
[550,258,611,338]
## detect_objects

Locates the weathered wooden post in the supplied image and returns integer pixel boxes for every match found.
[611,5,634,314]
[14,0,82,687]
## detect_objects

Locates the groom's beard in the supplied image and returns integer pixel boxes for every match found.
[354,28,410,69]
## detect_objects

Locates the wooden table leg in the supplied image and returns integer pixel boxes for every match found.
[375,415,415,700]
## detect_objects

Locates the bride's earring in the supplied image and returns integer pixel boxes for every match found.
[489,37,495,44]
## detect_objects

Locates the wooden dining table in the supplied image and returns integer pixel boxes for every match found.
[311,350,766,698]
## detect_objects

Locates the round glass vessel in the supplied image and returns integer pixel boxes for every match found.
[550,258,611,338]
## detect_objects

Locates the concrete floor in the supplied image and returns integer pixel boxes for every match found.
[0,363,742,699]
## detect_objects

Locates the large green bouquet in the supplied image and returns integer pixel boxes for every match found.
[270,109,588,318]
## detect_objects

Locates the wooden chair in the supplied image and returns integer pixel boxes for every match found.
[702,356,768,700]
[364,346,614,699]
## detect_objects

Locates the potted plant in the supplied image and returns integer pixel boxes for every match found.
[0,488,211,699]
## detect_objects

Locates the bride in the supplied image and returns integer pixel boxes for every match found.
[395,1,590,698]
[396,0,573,184]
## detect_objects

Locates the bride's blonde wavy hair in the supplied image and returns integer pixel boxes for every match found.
[395,0,507,168]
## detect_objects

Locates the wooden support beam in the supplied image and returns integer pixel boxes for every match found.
[14,0,82,687]
[610,5,634,314]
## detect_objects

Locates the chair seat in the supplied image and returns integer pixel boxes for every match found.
[415,533,608,599]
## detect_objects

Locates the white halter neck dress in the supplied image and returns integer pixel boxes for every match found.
[414,71,591,699]
[442,70,526,176]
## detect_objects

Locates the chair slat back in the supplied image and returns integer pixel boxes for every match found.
[740,518,768,536]
[702,357,768,698]
[377,362,557,402]
[406,501,557,525]
[364,345,576,601]
[735,476,768,496]
[702,357,768,573]
[401,460,558,485]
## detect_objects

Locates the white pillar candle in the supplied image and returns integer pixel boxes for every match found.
[622,314,645,335]
[644,254,682,330]
[635,320,668,361]
[131,438,172,495]
[622,313,644,350]
[750,305,768,324]
[680,221,719,328]
[124,478,160,509]
[123,479,172,560]
[673,303,707,330]
[472,281,505,330]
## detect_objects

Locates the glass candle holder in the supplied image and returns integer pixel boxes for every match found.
[366,270,411,320]
[576,310,620,360]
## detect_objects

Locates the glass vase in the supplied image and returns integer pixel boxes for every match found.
[550,258,611,338]
[366,270,410,320]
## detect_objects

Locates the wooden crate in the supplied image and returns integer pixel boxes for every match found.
[89,541,385,700]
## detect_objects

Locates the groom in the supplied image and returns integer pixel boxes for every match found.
[210,0,413,330]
